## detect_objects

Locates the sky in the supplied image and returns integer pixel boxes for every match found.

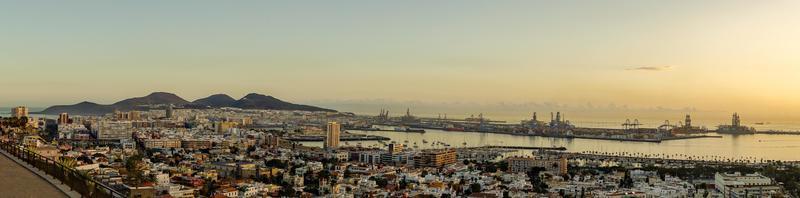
[2,1,800,122]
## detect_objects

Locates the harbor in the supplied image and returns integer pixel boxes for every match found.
[298,128,800,161]
[284,134,390,142]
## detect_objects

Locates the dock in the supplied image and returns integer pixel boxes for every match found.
[285,135,390,142]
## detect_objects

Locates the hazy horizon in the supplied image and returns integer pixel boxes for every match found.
[2,1,800,122]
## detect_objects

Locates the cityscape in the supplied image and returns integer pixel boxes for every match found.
[3,1,800,198]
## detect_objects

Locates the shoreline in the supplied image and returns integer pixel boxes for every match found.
[285,135,390,142]
[359,127,724,143]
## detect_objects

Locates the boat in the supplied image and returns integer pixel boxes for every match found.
[405,128,426,133]
[394,126,426,133]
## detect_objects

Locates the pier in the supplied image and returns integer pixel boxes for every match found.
[481,145,567,150]
[285,135,390,142]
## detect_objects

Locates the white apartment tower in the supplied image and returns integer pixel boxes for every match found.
[325,122,341,149]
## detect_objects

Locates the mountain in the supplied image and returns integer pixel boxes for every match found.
[113,92,190,108]
[191,94,237,108]
[39,101,112,116]
[40,92,335,115]
[232,93,336,112]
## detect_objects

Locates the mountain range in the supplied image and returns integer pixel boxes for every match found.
[39,92,335,115]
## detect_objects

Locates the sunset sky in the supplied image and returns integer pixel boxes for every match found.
[2,1,800,121]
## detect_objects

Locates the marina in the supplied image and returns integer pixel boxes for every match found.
[301,128,800,161]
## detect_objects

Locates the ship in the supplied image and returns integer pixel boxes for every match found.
[394,126,426,133]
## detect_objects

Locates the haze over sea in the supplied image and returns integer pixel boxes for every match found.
[4,105,800,131]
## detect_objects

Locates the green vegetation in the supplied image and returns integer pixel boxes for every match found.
[124,155,153,187]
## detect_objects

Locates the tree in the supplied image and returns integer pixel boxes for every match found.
[469,183,482,193]
[279,185,296,197]
[125,154,149,186]
[399,176,408,190]
[619,171,634,188]
[265,159,287,169]
[303,185,320,195]
[201,179,218,196]
[527,167,549,193]
[498,161,509,172]
[318,170,332,181]
[485,163,498,173]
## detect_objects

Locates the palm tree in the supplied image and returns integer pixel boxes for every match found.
[125,155,150,186]
[57,157,78,169]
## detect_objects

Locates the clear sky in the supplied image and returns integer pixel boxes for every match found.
[2,1,800,121]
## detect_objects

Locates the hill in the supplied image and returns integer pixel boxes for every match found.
[232,93,335,112]
[191,94,237,108]
[40,92,335,115]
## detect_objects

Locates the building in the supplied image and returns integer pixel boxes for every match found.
[34,146,60,159]
[414,149,457,168]
[95,121,134,140]
[387,143,404,154]
[506,156,568,175]
[165,105,174,119]
[358,151,383,164]
[381,152,413,166]
[11,106,28,118]
[143,139,182,149]
[325,151,350,162]
[22,135,45,148]
[325,122,341,149]
[58,113,70,125]
[216,121,239,134]
[126,185,156,198]
[181,139,212,150]
[715,172,784,197]
[507,157,537,173]
[115,111,141,121]
[264,133,281,148]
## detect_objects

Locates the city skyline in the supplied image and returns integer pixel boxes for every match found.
[3,1,800,120]
[1,2,799,197]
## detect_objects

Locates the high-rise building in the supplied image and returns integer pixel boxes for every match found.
[58,113,70,124]
[11,106,28,118]
[325,122,341,149]
[165,105,174,119]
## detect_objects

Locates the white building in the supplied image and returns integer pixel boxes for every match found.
[715,172,783,198]
[95,121,133,140]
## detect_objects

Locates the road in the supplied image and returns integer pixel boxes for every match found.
[0,153,68,198]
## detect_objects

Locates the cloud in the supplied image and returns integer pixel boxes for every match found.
[626,66,673,71]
